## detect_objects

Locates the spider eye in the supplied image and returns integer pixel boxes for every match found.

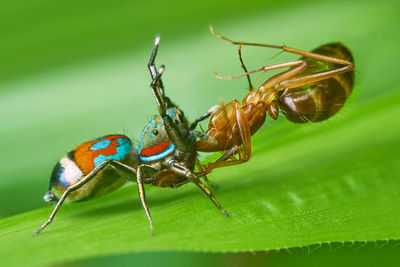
[152,129,159,136]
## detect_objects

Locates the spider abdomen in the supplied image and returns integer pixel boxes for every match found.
[45,135,135,202]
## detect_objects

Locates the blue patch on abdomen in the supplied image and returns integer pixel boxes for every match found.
[93,138,132,167]
[90,139,111,151]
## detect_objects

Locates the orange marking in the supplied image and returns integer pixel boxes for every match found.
[140,141,171,157]
[74,135,129,174]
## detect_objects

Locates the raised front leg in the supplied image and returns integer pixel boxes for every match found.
[148,33,165,97]
[149,67,191,152]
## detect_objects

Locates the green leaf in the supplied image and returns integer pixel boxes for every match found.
[1,90,399,266]
[0,0,399,266]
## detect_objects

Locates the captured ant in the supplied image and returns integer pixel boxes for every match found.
[36,26,354,235]
[197,25,354,174]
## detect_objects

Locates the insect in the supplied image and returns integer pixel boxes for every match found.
[36,26,354,235]
[196,25,354,174]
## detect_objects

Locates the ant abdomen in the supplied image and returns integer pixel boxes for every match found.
[278,43,354,123]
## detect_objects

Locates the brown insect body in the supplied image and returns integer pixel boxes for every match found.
[278,43,354,123]
[196,28,354,172]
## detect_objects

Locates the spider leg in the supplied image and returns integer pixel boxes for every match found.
[35,160,137,235]
[148,33,165,96]
[136,164,159,235]
[169,160,228,216]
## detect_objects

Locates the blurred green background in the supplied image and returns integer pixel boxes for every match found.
[0,0,399,266]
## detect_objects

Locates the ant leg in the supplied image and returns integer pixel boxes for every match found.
[281,46,353,66]
[275,64,354,90]
[210,24,354,67]
[219,57,344,95]
[208,62,351,157]
[203,176,217,189]
[218,57,351,94]
[35,160,137,235]
[169,161,228,216]
[263,46,354,87]
[201,146,239,174]
[136,164,159,235]
[238,44,253,91]
[210,24,282,49]
[199,64,318,174]
[199,100,252,174]
[201,145,250,175]
[215,60,305,80]
[257,60,352,93]
[228,100,251,161]
[260,61,309,90]
[195,147,237,179]
[195,160,217,189]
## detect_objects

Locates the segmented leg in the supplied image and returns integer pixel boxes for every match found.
[148,33,165,96]
[197,100,252,174]
[210,24,353,67]
[215,60,305,80]
[35,160,137,235]
[210,25,354,88]
[198,26,355,175]
[168,160,228,216]
[150,64,167,113]
[274,64,354,90]
[147,33,206,155]
[147,35,186,152]
[238,44,253,91]
[224,58,353,91]
[200,60,345,173]
[195,160,217,189]
[218,57,353,94]
[136,164,159,235]
[203,176,217,189]
[149,66,191,153]
[190,105,219,131]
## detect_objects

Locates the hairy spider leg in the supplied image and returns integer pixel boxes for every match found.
[35,160,137,235]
